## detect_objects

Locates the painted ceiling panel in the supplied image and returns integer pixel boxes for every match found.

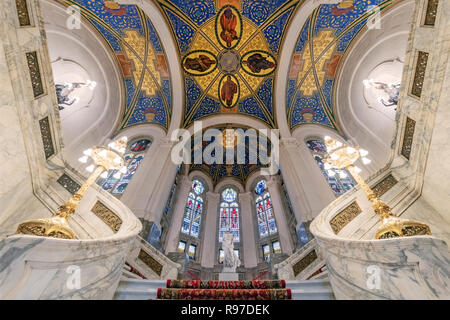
[287,0,393,131]
[156,0,303,129]
[189,126,269,186]
[64,0,172,131]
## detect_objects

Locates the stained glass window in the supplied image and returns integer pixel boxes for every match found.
[222,188,237,202]
[181,180,204,238]
[100,139,151,195]
[218,188,240,242]
[262,244,270,262]
[177,241,186,253]
[255,180,278,238]
[306,139,356,195]
[192,179,204,195]
[164,178,177,215]
[273,241,281,253]
[187,244,196,259]
[255,180,266,195]
[297,223,310,247]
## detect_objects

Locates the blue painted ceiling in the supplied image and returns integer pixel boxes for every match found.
[286,0,393,132]
[156,0,303,129]
[65,0,172,131]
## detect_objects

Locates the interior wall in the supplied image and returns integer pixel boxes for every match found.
[41,0,122,170]
[336,0,415,173]
[420,19,450,230]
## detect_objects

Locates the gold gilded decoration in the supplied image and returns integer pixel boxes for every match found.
[26,51,44,97]
[410,51,428,98]
[215,5,242,50]
[423,0,439,26]
[39,117,55,159]
[401,117,416,160]
[218,74,240,108]
[182,50,218,76]
[15,0,31,26]
[16,216,74,239]
[296,30,336,96]
[372,174,398,197]
[198,20,221,53]
[91,201,122,233]
[329,201,362,234]
[57,173,81,195]
[16,137,128,240]
[293,250,317,277]
[138,249,163,276]
[189,34,217,56]
[240,50,277,77]
[323,136,431,240]
[123,30,160,96]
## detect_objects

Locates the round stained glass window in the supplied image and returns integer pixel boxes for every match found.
[306,140,327,153]
[222,188,237,202]
[192,180,204,195]
[255,180,266,195]
[130,139,152,152]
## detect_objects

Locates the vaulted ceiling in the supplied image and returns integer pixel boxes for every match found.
[61,0,396,135]
[65,0,172,131]
[54,0,398,184]
[286,0,393,131]
[188,126,270,186]
[156,0,304,129]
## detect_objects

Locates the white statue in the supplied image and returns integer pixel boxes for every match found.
[222,231,241,272]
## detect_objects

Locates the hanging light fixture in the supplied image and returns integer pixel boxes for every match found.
[16,137,128,239]
[323,136,431,239]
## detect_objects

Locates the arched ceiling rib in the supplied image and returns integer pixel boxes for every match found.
[62,0,173,132]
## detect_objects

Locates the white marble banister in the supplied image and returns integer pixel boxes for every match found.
[273,239,326,280]
[0,0,143,300]
[311,207,450,299]
[309,0,450,299]
[125,236,182,280]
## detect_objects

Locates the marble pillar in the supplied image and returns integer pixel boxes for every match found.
[240,192,258,268]
[121,138,178,240]
[266,176,294,255]
[201,191,220,268]
[164,175,191,254]
[279,138,335,228]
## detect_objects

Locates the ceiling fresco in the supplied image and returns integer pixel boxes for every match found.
[286,0,393,132]
[156,0,304,129]
[63,0,172,131]
[189,126,270,186]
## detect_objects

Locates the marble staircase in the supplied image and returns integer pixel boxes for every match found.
[113,278,335,300]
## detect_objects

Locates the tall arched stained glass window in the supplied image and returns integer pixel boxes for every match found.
[306,139,355,195]
[255,180,278,238]
[181,180,204,238]
[218,188,240,242]
[101,139,151,195]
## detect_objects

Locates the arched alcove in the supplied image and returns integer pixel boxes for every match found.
[41,0,122,168]
[335,0,415,172]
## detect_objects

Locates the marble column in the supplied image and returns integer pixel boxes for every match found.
[279,138,335,225]
[201,191,220,268]
[266,176,294,255]
[240,192,258,268]
[120,137,178,240]
[164,175,191,254]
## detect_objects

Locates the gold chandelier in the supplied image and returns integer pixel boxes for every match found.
[323,136,431,239]
[16,137,129,239]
